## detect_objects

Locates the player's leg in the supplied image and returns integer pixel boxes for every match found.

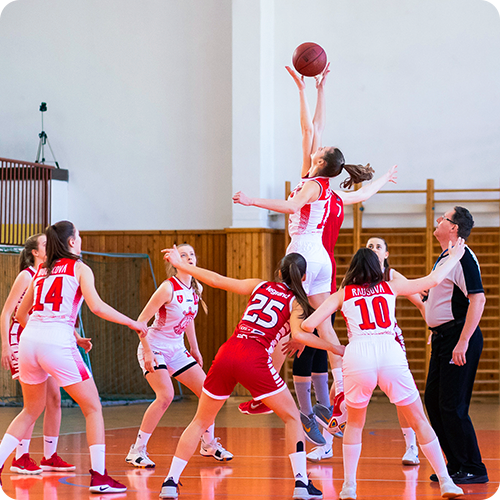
[397,406,419,465]
[262,389,322,500]
[397,399,463,498]
[40,376,75,471]
[176,363,232,461]
[64,378,127,493]
[127,367,175,468]
[160,393,227,499]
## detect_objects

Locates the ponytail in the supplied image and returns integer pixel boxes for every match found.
[18,233,43,273]
[340,163,374,190]
[317,148,374,189]
[45,221,79,276]
[277,253,314,319]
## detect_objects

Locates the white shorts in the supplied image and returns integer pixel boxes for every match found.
[18,323,91,387]
[342,335,419,409]
[287,237,332,296]
[137,337,197,377]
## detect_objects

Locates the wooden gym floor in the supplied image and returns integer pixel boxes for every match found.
[0,396,498,500]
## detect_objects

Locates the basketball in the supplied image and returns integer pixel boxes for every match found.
[292,42,327,77]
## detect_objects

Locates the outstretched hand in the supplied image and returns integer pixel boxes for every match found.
[386,165,398,184]
[232,191,252,206]
[314,62,330,89]
[285,66,306,91]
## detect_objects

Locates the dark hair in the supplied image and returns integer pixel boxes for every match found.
[318,147,374,189]
[367,236,391,280]
[276,253,314,319]
[342,248,383,288]
[45,220,79,276]
[451,206,474,240]
[19,233,43,272]
[166,243,208,314]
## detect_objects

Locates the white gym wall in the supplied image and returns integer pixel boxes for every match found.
[0,0,499,230]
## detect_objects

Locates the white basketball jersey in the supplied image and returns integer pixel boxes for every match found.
[288,177,332,238]
[30,258,83,327]
[147,276,199,343]
[341,282,397,340]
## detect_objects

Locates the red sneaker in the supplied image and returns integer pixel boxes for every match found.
[40,453,76,471]
[89,469,127,493]
[10,454,42,475]
[238,399,273,415]
[328,392,347,434]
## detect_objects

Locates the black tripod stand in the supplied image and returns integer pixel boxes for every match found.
[35,102,60,168]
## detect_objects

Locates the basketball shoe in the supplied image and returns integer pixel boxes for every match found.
[300,412,326,446]
[126,444,155,468]
[10,454,42,475]
[200,438,233,461]
[40,453,76,471]
[293,479,323,499]
[238,399,273,415]
[89,469,127,493]
[160,477,181,499]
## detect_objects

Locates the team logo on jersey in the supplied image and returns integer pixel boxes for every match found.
[173,309,195,335]
[177,295,184,304]
[193,294,199,305]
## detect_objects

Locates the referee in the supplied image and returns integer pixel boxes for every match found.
[424,206,488,484]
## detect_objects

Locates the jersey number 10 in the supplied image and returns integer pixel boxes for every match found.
[354,296,391,330]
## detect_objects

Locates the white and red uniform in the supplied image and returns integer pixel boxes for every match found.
[385,268,406,353]
[8,266,36,379]
[18,258,90,387]
[137,276,199,376]
[287,176,333,296]
[341,282,419,409]
[203,281,294,400]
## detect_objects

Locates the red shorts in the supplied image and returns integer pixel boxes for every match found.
[202,336,287,400]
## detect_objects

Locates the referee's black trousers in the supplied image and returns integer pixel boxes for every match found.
[424,325,487,476]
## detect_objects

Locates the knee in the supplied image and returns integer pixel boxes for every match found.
[154,393,174,412]
[45,389,61,411]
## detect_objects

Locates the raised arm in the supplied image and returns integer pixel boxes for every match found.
[232,180,320,214]
[337,164,397,206]
[311,63,330,154]
[285,66,314,178]
[163,246,262,295]
[301,289,345,333]
[1,271,32,369]
[390,239,466,297]
[391,269,426,320]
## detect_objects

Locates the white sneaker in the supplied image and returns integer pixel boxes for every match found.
[440,478,464,498]
[200,438,233,461]
[402,444,420,465]
[306,445,333,462]
[160,477,179,499]
[125,444,155,468]
[339,481,357,500]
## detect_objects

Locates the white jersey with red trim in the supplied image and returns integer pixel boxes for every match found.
[9,266,36,334]
[233,281,295,354]
[341,282,398,341]
[288,177,332,239]
[147,276,199,344]
[29,258,83,327]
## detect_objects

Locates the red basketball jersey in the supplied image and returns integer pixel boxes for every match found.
[322,191,344,292]
[234,281,295,353]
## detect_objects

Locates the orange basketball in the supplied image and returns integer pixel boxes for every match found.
[292,42,327,77]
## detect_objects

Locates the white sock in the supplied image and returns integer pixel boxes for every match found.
[44,435,58,458]
[332,368,344,395]
[419,438,449,481]
[323,429,334,447]
[134,430,152,449]
[0,434,21,466]
[343,443,362,484]
[16,439,31,460]
[288,451,307,484]
[89,444,106,475]
[166,456,188,483]
[402,427,416,449]
[202,423,215,445]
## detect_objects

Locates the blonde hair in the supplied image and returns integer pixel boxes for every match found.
[165,243,208,314]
